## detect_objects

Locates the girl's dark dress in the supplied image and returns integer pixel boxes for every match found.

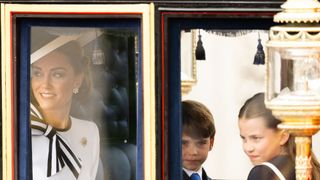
[247,155,295,180]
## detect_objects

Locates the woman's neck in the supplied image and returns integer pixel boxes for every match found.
[43,108,71,129]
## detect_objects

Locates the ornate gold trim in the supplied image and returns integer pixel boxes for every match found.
[268,26,320,48]
[181,29,197,95]
[1,4,155,180]
[265,0,320,179]
[274,0,320,23]
[295,137,312,180]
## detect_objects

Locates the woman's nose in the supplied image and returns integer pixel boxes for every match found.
[39,74,53,88]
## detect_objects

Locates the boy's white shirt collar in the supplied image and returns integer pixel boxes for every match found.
[183,167,203,180]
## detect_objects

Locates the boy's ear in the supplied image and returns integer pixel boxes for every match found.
[279,130,290,146]
[209,138,214,150]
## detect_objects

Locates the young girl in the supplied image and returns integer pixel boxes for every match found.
[238,93,320,180]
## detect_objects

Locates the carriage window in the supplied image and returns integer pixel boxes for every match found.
[180,29,269,179]
[29,25,138,180]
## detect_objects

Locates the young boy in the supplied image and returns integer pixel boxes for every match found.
[182,100,216,180]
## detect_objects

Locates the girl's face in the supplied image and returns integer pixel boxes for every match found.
[31,51,83,112]
[238,117,288,165]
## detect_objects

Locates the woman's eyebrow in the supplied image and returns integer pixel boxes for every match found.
[50,67,66,71]
[33,66,66,71]
[31,66,41,70]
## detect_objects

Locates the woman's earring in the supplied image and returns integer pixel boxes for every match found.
[73,88,79,94]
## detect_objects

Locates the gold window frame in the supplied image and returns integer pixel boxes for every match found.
[181,29,197,95]
[1,3,155,180]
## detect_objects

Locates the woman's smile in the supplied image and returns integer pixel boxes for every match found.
[31,51,81,112]
[40,92,55,98]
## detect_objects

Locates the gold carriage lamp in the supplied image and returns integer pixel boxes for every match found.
[265,0,320,179]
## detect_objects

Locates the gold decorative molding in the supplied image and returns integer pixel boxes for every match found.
[1,3,156,180]
[274,0,320,23]
[268,26,320,48]
[265,0,320,179]
[295,137,312,180]
[181,29,197,96]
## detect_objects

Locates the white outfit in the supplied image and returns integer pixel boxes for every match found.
[32,117,100,180]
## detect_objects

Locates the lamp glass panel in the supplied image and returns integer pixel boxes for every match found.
[267,47,282,101]
[268,47,320,104]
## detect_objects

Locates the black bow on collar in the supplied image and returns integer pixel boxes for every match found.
[30,103,82,178]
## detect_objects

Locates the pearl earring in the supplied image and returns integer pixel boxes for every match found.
[73,88,79,94]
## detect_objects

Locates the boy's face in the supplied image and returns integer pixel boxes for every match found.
[182,133,214,171]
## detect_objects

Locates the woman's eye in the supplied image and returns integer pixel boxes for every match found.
[52,72,65,78]
[31,70,42,77]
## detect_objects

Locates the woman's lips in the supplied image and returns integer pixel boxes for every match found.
[40,92,55,98]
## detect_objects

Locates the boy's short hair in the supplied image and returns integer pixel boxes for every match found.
[182,100,215,139]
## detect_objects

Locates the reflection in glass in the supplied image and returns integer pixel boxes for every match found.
[30,26,137,180]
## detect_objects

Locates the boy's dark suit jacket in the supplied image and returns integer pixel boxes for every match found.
[183,169,213,180]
